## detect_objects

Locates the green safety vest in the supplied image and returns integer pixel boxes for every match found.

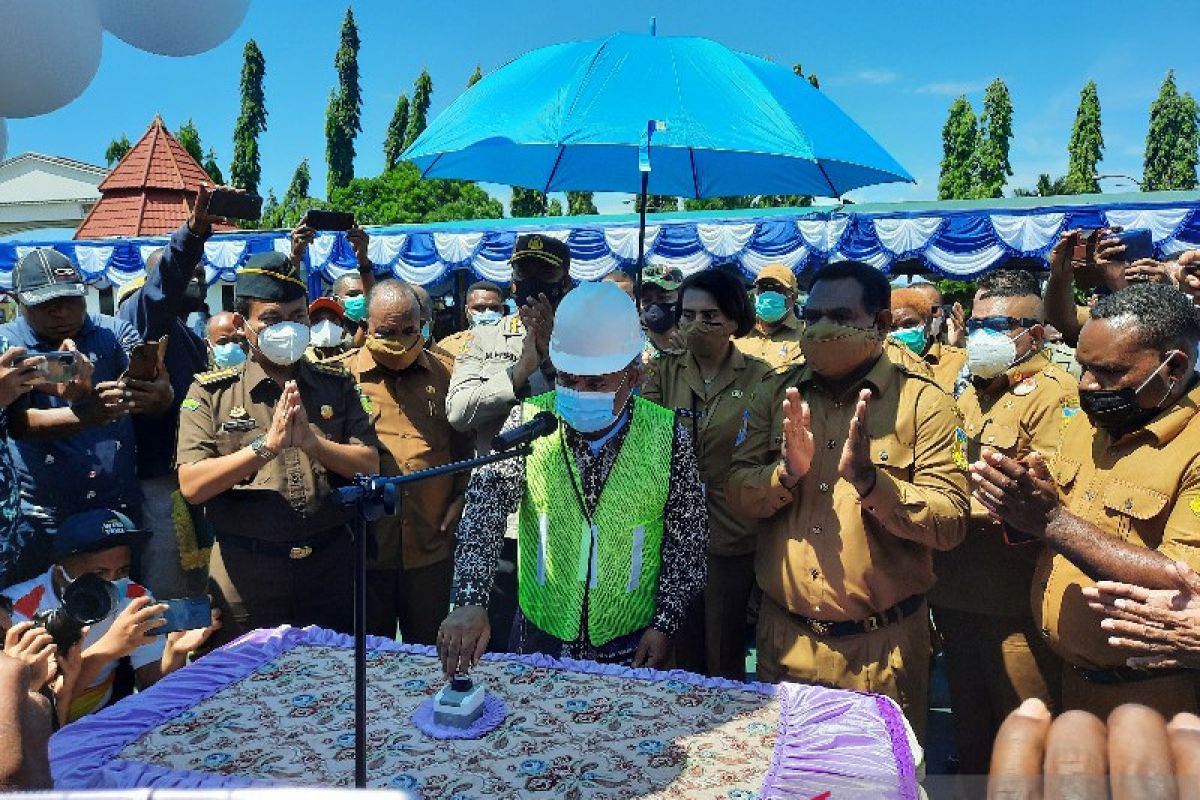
[517,392,675,645]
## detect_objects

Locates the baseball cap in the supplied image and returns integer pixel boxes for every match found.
[308,296,346,321]
[754,263,798,292]
[15,249,86,306]
[641,263,683,291]
[53,509,151,560]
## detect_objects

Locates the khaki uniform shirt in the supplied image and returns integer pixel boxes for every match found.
[923,341,967,396]
[735,314,803,369]
[436,329,473,361]
[175,358,381,542]
[642,347,774,556]
[728,352,969,621]
[304,343,350,363]
[334,346,473,571]
[931,352,1078,615]
[1035,378,1200,669]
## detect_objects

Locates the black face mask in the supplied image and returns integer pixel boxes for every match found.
[180,280,205,314]
[640,302,675,334]
[513,276,569,309]
[1079,359,1176,432]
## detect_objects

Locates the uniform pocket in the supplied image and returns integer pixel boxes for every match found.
[1052,456,1081,490]
[870,434,914,478]
[1102,482,1170,544]
[976,421,1020,454]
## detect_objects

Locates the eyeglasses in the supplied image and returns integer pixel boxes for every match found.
[966,316,1040,333]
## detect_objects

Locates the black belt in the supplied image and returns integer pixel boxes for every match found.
[1073,664,1195,685]
[789,594,925,639]
[217,527,345,560]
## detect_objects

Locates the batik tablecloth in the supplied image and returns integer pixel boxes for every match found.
[51,626,920,799]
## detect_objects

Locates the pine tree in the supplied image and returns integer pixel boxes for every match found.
[404,69,433,149]
[230,39,268,195]
[937,96,977,200]
[510,187,547,217]
[1065,81,1104,194]
[973,78,1014,198]
[325,7,363,196]
[467,64,483,88]
[567,191,598,215]
[202,147,225,184]
[1144,71,1200,191]
[383,94,409,170]
[104,134,131,167]
[284,158,312,206]
[176,119,204,165]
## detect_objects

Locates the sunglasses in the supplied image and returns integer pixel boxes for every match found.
[966,316,1040,333]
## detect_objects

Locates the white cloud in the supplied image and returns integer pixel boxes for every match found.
[913,81,984,96]
[855,69,898,84]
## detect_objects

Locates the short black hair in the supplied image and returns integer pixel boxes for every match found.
[677,269,755,337]
[977,269,1042,300]
[811,261,891,315]
[1090,282,1200,352]
[332,273,363,297]
[467,281,503,297]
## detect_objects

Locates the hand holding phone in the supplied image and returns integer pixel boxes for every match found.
[155,596,212,635]
[304,209,355,231]
[205,188,263,222]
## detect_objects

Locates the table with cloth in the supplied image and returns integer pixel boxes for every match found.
[50,626,921,798]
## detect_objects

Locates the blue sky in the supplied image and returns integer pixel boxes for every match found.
[6,0,1198,223]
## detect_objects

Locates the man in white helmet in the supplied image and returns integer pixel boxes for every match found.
[437,281,708,673]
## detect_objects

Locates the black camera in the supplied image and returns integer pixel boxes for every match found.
[32,573,118,652]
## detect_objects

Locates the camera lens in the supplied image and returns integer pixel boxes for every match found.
[61,573,117,625]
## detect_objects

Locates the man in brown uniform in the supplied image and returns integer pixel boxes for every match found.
[735,263,804,369]
[931,269,1074,775]
[436,281,505,360]
[889,285,967,395]
[333,280,472,643]
[176,252,381,646]
[973,282,1200,720]
[729,260,968,740]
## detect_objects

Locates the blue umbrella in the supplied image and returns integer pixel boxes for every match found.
[403,26,913,271]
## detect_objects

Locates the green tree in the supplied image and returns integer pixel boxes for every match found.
[1143,70,1200,191]
[791,63,819,90]
[972,78,1014,198]
[260,189,280,227]
[404,69,433,149]
[202,147,225,184]
[1014,174,1068,197]
[176,119,204,165]
[230,39,268,194]
[104,134,131,166]
[757,194,813,208]
[383,94,410,171]
[467,64,483,88]
[567,191,598,215]
[547,197,564,216]
[329,162,502,224]
[683,196,755,211]
[261,159,326,229]
[1065,81,1104,194]
[938,95,977,200]
[510,187,547,217]
[635,195,679,213]
[325,7,363,196]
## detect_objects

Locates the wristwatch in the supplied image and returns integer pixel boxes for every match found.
[250,434,278,462]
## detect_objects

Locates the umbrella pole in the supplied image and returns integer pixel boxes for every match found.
[635,170,649,296]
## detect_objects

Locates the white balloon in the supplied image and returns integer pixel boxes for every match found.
[0,0,103,119]
[0,119,6,161]
[97,0,249,57]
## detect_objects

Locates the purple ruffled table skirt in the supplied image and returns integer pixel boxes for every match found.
[50,626,919,798]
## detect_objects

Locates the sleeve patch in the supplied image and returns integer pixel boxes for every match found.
[952,428,969,471]
[734,409,751,448]
[181,398,201,411]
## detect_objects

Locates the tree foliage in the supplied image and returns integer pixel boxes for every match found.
[1013,174,1068,197]
[202,147,225,185]
[635,194,680,213]
[467,64,483,88]
[329,162,502,225]
[404,70,433,150]
[176,119,204,165]
[261,158,323,229]
[383,94,409,171]
[1143,70,1200,191]
[510,187,548,217]
[547,197,564,216]
[972,78,1014,198]
[938,96,977,200]
[325,7,363,196]
[104,134,131,167]
[230,39,268,194]
[567,191,598,215]
[1065,81,1104,194]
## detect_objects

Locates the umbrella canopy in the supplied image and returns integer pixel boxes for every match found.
[403,32,913,199]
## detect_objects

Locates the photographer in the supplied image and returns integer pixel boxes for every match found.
[1,509,219,723]
[1,594,82,729]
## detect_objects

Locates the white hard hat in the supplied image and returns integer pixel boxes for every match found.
[550,281,643,376]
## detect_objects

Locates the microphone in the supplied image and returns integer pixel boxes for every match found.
[491,411,558,452]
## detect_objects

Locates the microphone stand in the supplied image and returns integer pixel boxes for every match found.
[333,445,532,789]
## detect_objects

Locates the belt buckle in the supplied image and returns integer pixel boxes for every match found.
[288,545,313,560]
[808,619,831,637]
[864,616,881,632]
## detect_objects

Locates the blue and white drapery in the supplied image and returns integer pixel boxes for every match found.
[3,194,1199,290]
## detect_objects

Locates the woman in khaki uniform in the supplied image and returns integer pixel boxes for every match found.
[643,269,773,679]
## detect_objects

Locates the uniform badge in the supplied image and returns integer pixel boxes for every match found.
[356,385,373,414]
[734,409,751,448]
[181,398,201,411]
[952,428,969,471]
[731,389,743,398]
[320,405,334,420]
[229,407,248,420]
[1062,406,1080,418]
[1012,377,1037,397]
[426,385,436,395]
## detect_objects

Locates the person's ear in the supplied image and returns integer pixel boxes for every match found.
[1027,323,1046,349]
[232,312,246,331]
[875,309,893,335]
[1163,349,1190,384]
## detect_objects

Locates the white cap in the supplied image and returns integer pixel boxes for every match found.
[550,281,644,376]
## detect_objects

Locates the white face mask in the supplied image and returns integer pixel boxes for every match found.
[966,328,1024,379]
[469,309,503,328]
[310,319,345,348]
[254,321,310,366]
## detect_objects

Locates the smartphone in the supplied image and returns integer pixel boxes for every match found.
[156,596,211,635]
[1115,228,1154,262]
[1071,228,1102,262]
[124,337,167,381]
[18,351,77,384]
[304,209,355,231]
[206,189,263,222]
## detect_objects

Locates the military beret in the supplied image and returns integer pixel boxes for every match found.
[511,233,571,271]
[236,251,307,303]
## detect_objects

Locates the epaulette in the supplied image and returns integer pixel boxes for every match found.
[894,359,943,387]
[505,315,524,335]
[195,366,241,388]
[308,360,352,378]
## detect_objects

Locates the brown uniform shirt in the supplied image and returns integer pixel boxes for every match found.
[175,358,381,542]
[1035,378,1200,669]
[728,352,969,621]
[735,314,803,369]
[436,329,472,361]
[642,347,774,556]
[334,346,473,571]
[923,341,967,396]
[931,352,1078,615]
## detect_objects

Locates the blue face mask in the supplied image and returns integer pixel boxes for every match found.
[212,341,247,369]
[421,320,433,342]
[755,291,789,324]
[470,309,503,328]
[891,325,927,354]
[343,295,367,322]
[555,382,627,434]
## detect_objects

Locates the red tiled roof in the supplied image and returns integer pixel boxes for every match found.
[74,115,234,239]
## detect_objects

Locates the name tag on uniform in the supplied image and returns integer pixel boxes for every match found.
[221,407,257,432]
